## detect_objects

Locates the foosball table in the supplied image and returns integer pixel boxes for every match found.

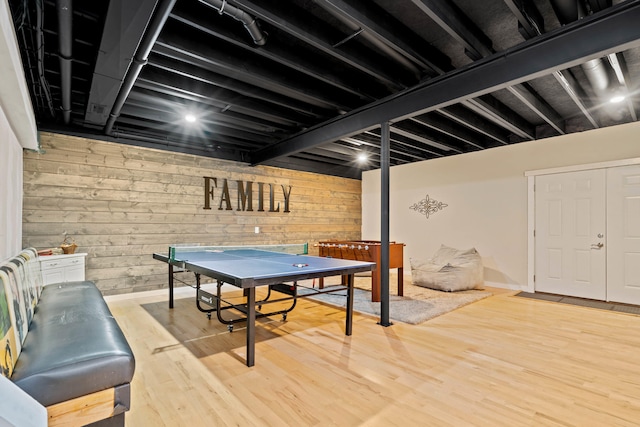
[316,240,405,302]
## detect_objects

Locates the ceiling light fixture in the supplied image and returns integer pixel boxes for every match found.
[357,153,368,163]
[610,94,625,103]
[185,114,196,123]
[609,85,626,104]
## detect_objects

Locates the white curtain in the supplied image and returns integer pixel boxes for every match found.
[0,104,23,261]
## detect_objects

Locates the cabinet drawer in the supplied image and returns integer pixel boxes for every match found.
[41,257,83,270]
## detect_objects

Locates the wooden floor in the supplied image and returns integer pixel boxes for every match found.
[106,282,640,426]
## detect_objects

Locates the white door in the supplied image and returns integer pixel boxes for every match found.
[606,165,640,305]
[534,169,606,300]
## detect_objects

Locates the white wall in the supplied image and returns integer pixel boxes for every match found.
[0,104,23,261]
[362,121,640,290]
[0,0,38,150]
[0,0,38,260]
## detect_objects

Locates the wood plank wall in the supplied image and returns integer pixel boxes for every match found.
[22,133,362,295]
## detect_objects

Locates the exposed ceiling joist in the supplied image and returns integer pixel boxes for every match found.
[319,0,452,75]
[83,0,157,127]
[232,0,407,91]
[409,0,493,60]
[251,2,640,164]
[10,0,640,179]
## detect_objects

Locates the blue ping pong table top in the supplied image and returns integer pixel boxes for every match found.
[163,248,376,287]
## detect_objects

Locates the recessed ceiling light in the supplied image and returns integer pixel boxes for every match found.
[610,95,625,104]
[185,114,196,123]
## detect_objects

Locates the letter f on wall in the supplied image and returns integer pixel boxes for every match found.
[203,176,217,210]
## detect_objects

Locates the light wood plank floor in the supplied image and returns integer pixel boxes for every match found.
[106,281,640,426]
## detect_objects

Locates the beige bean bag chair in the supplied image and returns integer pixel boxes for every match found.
[410,244,484,292]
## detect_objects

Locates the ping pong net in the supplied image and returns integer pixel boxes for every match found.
[168,242,309,261]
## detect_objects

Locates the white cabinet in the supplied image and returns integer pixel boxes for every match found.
[40,253,87,286]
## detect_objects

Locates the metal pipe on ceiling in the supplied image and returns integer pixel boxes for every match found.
[199,0,266,46]
[550,0,624,118]
[56,0,73,124]
[104,0,265,135]
[36,0,56,118]
[582,58,611,95]
[312,0,421,80]
[104,0,178,135]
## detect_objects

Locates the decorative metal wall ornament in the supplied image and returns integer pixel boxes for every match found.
[410,194,448,219]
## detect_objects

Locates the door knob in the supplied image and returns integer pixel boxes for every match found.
[591,242,604,249]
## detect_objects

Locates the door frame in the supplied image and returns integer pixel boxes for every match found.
[525,157,640,294]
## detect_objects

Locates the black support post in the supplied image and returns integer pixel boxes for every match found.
[379,122,392,327]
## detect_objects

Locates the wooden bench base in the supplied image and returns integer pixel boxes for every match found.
[47,384,129,427]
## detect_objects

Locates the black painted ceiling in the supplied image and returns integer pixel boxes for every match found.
[9,0,640,179]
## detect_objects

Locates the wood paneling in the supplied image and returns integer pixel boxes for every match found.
[23,133,362,294]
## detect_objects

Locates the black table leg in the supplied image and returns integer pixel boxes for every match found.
[346,274,354,336]
[246,287,256,367]
[169,263,174,309]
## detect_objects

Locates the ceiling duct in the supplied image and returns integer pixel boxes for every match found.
[56,0,73,124]
[199,0,266,46]
[550,0,623,118]
[582,58,611,96]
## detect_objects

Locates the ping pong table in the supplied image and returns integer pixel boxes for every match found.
[153,245,376,366]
